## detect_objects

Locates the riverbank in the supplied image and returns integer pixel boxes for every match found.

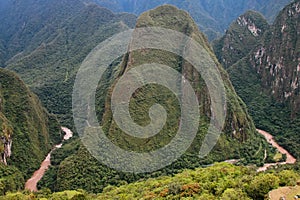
[257,129,296,172]
[25,127,73,192]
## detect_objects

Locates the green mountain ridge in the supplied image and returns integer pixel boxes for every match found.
[0,0,298,198]
[0,68,61,194]
[0,0,88,67]
[5,2,136,127]
[213,10,270,69]
[0,0,296,196]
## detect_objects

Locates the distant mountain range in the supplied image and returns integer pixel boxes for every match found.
[92,0,292,40]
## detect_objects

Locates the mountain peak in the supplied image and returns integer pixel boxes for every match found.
[136,4,197,33]
[213,10,269,69]
[236,10,269,37]
[135,4,211,54]
[96,4,262,174]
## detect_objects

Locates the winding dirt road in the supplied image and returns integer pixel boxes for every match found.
[257,129,296,172]
[25,127,73,192]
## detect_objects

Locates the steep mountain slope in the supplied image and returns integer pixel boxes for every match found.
[92,0,291,40]
[42,5,269,193]
[0,68,61,193]
[214,0,300,157]
[250,1,300,115]
[213,11,270,69]
[100,4,261,160]
[4,3,136,126]
[0,164,24,195]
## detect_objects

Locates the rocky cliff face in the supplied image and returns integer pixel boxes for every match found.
[213,0,300,158]
[0,136,12,165]
[213,10,269,69]
[250,0,300,116]
[214,0,300,116]
[0,98,13,165]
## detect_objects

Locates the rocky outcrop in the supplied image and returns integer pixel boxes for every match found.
[0,97,13,165]
[0,135,12,165]
[213,10,269,69]
[249,1,300,115]
[214,1,300,116]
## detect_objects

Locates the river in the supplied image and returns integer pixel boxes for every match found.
[24,127,295,191]
[25,127,73,192]
[257,129,296,172]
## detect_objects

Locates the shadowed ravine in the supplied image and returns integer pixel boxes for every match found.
[25,127,73,192]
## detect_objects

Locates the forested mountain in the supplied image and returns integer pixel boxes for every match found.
[213,0,300,158]
[0,0,137,194]
[0,0,86,67]
[92,0,292,40]
[213,10,270,69]
[0,0,136,126]
[34,5,269,193]
[0,0,299,198]
[0,68,61,194]
[99,4,262,163]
